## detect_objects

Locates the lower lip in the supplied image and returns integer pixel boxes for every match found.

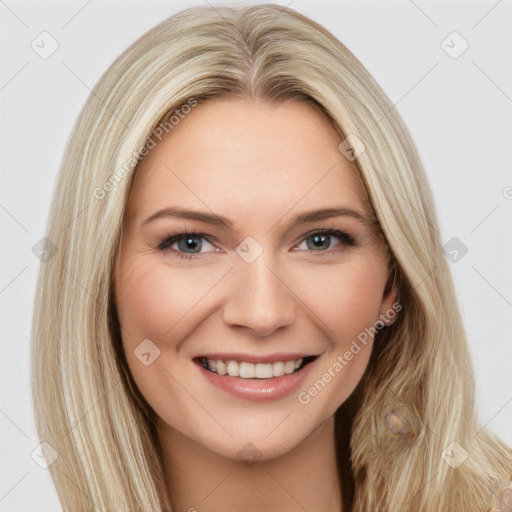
[196,360,317,402]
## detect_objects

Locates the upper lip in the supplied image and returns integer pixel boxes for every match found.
[194,353,319,364]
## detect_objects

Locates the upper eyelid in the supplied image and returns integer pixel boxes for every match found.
[299,227,352,238]
[295,228,355,248]
[157,231,214,249]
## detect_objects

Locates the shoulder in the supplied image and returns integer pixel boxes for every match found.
[491,475,512,512]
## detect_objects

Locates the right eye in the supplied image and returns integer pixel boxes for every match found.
[158,233,218,259]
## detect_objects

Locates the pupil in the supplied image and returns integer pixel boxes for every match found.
[179,235,201,252]
[308,234,330,250]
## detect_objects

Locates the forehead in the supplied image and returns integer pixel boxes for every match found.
[125,98,370,225]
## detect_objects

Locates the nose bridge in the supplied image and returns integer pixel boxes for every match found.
[222,251,296,336]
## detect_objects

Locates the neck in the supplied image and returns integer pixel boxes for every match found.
[157,415,343,512]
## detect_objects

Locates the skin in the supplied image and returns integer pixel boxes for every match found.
[114,98,398,511]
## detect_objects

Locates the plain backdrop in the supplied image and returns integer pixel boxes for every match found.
[1,0,511,509]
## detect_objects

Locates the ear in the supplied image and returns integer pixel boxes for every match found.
[378,265,400,326]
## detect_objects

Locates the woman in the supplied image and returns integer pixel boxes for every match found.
[31,4,512,511]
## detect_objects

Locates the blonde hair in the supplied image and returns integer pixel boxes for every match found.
[31,4,511,511]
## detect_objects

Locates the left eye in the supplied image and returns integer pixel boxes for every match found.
[295,230,355,251]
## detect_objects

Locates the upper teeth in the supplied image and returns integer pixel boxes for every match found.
[205,358,303,379]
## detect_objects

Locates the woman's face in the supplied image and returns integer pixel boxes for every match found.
[114,98,398,460]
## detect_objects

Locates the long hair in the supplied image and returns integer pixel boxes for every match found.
[31,4,511,511]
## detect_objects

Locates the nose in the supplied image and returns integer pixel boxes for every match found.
[222,257,296,337]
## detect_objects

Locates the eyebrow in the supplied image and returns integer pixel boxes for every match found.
[142,206,372,229]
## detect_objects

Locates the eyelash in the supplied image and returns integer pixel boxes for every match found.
[157,229,356,260]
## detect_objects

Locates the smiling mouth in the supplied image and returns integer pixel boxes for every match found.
[195,356,318,379]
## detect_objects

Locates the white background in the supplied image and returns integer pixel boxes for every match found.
[1,0,511,509]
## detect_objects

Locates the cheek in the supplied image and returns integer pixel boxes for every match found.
[297,254,388,339]
[116,267,171,341]
[114,257,208,420]
[115,256,222,342]
[113,255,229,409]
[293,256,388,410]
